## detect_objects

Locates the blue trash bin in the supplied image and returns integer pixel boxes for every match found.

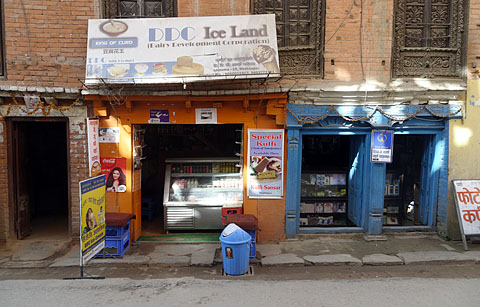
[219,223,252,275]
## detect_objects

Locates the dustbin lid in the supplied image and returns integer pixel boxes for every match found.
[220,223,251,244]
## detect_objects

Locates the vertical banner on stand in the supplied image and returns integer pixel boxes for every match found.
[247,129,284,198]
[87,118,101,176]
[80,175,106,264]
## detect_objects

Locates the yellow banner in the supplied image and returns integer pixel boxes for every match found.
[80,175,106,262]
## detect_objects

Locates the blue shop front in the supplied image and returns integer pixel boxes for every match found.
[285,104,463,238]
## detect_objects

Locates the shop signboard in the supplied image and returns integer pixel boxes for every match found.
[101,157,127,193]
[149,109,169,123]
[371,130,394,163]
[79,175,106,263]
[247,129,284,198]
[452,180,480,250]
[85,14,279,84]
[87,118,101,176]
[99,127,120,143]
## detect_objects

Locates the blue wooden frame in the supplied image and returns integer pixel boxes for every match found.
[285,104,461,238]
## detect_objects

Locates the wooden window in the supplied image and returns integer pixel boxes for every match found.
[392,0,466,78]
[253,0,323,75]
[103,0,177,18]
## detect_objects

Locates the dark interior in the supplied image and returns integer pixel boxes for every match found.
[16,121,69,239]
[385,135,424,226]
[140,124,242,234]
[302,135,350,171]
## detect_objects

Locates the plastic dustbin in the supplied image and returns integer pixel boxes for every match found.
[219,223,251,275]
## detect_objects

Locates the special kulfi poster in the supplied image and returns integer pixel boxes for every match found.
[247,129,284,198]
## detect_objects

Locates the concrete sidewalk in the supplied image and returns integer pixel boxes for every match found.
[1,233,480,269]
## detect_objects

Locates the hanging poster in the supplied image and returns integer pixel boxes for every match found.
[87,118,101,176]
[371,130,394,163]
[452,180,480,250]
[79,175,106,264]
[101,157,127,192]
[99,127,120,143]
[247,129,284,198]
[195,108,217,124]
[149,109,170,123]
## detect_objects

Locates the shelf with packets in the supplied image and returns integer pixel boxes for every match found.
[383,171,403,225]
[299,172,348,227]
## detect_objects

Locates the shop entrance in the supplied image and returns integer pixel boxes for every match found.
[139,124,243,236]
[300,135,365,228]
[8,119,69,240]
[383,134,433,227]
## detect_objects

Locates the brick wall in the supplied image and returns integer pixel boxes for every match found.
[2,0,95,88]
[467,0,480,79]
[0,118,7,241]
[324,0,393,82]
[178,0,249,17]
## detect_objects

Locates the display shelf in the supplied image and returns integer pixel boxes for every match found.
[299,171,348,227]
[383,171,403,225]
[300,196,348,202]
[171,173,240,178]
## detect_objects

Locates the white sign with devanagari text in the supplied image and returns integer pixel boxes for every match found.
[452,180,480,235]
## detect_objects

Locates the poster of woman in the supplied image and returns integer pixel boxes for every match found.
[101,157,127,193]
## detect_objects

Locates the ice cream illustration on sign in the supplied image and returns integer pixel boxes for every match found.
[253,45,280,73]
[172,56,204,76]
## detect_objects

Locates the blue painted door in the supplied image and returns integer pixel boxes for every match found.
[348,136,365,227]
[419,135,434,225]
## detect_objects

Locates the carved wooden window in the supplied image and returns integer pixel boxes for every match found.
[393,0,465,78]
[253,0,323,75]
[103,0,177,18]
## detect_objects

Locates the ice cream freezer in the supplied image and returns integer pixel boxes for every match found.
[163,158,243,230]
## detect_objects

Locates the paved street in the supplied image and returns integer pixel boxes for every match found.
[2,233,480,306]
[1,275,479,307]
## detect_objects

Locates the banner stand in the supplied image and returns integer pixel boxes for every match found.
[65,175,107,280]
[64,258,105,280]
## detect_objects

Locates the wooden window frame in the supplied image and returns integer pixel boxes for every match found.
[392,0,466,78]
[252,0,324,76]
[103,0,177,19]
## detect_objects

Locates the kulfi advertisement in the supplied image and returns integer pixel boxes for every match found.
[79,175,106,263]
[247,129,284,198]
[85,14,279,84]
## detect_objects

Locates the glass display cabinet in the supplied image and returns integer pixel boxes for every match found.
[163,158,243,230]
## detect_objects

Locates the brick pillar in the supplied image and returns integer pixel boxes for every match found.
[69,116,90,241]
[0,118,8,241]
